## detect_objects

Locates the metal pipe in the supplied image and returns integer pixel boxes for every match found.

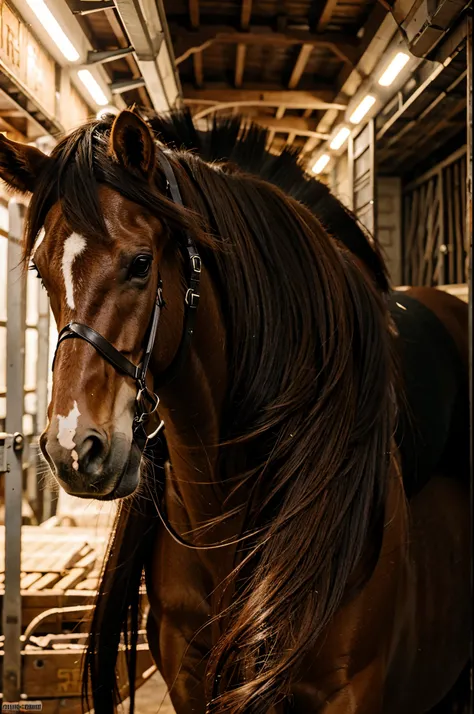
[2,200,26,702]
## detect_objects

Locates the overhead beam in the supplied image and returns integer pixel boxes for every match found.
[235,44,247,87]
[317,0,339,32]
[183,87,346,109]
[194,52,204,87]
[174,26,360,66]
[252,116,330,138]
[189,0,200,28]
[288,44,313,89]
[241,0,252,29]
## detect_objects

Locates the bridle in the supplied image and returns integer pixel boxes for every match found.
[52,151,248,552]
[53,152,201,452]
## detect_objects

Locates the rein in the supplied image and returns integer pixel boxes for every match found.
[53,152,201,452]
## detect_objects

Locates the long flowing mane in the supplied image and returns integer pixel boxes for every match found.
[23,114,396,714]
[146,108,389,293]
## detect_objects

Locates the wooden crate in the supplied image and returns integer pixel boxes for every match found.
[1,524,155,708]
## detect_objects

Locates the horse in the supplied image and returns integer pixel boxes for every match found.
[0,109,470,714]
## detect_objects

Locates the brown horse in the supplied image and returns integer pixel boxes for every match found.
[0,110,470,714]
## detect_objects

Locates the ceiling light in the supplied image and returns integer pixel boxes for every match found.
[78,70,108,106]
[25,0,79,62]
[378,52,410,87]
[349,95,376,124]
[330,127,351,150]
[312,154,330,175]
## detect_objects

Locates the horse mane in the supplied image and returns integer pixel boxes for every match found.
[23,114,396,713]
[146,108,390,293]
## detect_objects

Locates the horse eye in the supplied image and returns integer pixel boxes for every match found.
[130,254,152,279]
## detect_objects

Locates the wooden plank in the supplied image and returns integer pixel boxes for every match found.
[193,52,204,87]
[189,0,199,28]
[235,44,246,88]
[53,568,88,592]
[317,0,340,31]
[252,117,328,139]
[241,0,252,29]
[288,44,313,89]
[20,573,43,590]
[19,644,153,698]
[28,572,61,591]
[183,87,342,108]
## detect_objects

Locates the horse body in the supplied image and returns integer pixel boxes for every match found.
[0,111,470,714]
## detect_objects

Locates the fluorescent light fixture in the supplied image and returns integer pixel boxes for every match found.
[78,70,108,106]
[378,52,410,87]
[349,95,376,124]
[25,0,79,62]
[330,127,351,150]
[312,154,330,175]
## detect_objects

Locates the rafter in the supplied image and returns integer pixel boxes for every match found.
[183,87,346,110]
[174,26,359,66]
[189,0,199,28]
[193,52,204,87]
[317,0,339,32]
[235,44,247,87]
[275,43,313,133]
[252,116,330,139]
[241,0,252,29]
[288,44,313,89]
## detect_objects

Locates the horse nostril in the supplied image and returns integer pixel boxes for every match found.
[77,432,108,474]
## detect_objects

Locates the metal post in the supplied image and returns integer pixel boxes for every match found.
[466,12,473,711]
[2,199,26,702]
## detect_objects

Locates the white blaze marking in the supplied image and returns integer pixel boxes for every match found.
[31,228,45,258]
[62,233,86,310]
[57,401,81,452]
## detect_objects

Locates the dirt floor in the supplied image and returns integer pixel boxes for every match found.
[122,672,176,714]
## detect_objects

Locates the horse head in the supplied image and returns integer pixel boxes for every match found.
[0,111,199,499]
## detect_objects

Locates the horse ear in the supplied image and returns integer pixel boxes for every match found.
[109,110,156,179]
[0,134,50,194]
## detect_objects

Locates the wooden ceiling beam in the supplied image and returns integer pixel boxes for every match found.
[288,44,313,89]
[189,0,200,28]
[174,26,359,65]
[235,44,247,87]
[317,0,339,32]
[275,42,313,129]
[183,87,346,109]
[241,0,252,29]
[252,116,329,138]
[193,52,204,87]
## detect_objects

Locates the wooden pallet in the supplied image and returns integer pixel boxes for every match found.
[0,526,109,634]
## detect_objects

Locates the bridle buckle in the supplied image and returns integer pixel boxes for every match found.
[191,255,202,274]
[185,289,200,308]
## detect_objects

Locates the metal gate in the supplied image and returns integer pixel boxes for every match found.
[402,145,468,286]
